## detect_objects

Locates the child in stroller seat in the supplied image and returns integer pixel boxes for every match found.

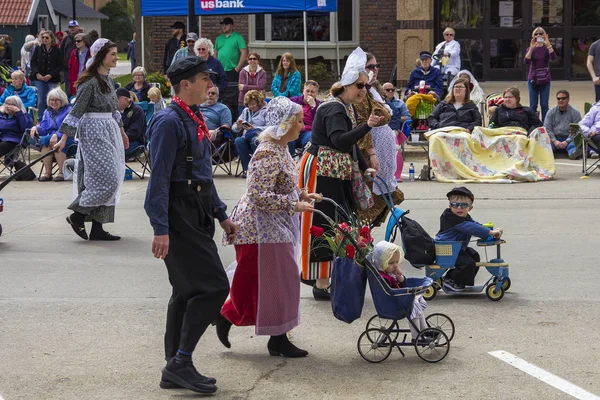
[368,241,432,343]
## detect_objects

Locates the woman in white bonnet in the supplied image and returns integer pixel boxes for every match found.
[217,96,322,358]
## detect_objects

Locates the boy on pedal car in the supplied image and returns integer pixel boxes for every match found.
[435,187,503,291]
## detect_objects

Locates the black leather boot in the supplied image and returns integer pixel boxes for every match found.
[215,314,232,349]
[89,220,121,241]
[267,334,308,358]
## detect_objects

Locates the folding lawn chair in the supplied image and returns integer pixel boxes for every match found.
[211,127,238,176]
[572,102,597,176]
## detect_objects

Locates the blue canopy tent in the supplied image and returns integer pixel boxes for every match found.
[140,0,339,81]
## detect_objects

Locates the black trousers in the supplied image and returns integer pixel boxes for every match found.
[446,247,480,286]
[163,183,230,361]
[0,140,18,158]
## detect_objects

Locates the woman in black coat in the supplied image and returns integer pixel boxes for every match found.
[489,86,542,134]
[29,31,63,116]
[428,78,482,132]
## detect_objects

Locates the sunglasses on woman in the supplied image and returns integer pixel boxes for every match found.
[365,63,380,70]
[354,83,370,90]
[75,40,83,43]
[248,57,258,61]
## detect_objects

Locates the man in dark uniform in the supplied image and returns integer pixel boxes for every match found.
[116,88,147,157]
[144,56,238,394]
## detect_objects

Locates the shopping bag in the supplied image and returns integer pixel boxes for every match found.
[330,257,367,323]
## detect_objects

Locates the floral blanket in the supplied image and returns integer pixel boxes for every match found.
[426,126,555,183]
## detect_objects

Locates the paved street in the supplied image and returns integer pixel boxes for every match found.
[1,151,599,399]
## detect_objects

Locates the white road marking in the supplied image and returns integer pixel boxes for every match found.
[489,350,600,400]
[555,162,583,167]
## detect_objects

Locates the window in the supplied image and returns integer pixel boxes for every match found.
[533,0,563,26]
[439,0,483,29]
[252,0,355,42]
[573,0,600,25]
[38,15,49,31]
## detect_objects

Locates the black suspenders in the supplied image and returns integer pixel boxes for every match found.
[168,104,194,185]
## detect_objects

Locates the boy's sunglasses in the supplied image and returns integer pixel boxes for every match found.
[449,202,471,209]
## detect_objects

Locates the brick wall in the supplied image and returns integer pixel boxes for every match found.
[359,0,397,85]
[144,15,249,74]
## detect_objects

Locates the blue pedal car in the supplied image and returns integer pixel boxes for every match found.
[384,207,511,302]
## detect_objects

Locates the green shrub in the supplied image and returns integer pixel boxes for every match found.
[146,72,171,98]
[297,62,332,83]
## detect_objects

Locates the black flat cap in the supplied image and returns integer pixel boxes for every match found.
[446,186,474,202]
[167,56,216,86]
[220,17,234,25]
[170,21,185,29]
[116,88,130,98]
[420,51,432,59]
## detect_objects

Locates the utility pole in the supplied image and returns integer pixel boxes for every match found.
[188,0,197,33]
[72,0,77,19]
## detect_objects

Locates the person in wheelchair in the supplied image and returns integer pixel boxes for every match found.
[30,87,74,181]
[368,241,430,342]
[435,187,503,292]
[0,95,34,177]
[233,90,268,177]
[405,51,443,100]
[116,88,147,158]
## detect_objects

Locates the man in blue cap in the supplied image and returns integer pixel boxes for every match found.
[405,50,444,99]
[59,20,80,98]
[144,56,238,394]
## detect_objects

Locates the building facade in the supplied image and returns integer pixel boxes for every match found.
[138,0,600,87]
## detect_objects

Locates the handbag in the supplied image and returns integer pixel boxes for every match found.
[351,146,374,211]
[330,257,367,323]
[534,67,550,86]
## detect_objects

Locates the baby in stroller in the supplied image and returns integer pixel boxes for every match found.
[368,241,430,342]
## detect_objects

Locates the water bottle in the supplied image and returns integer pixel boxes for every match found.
[409,163,415,181]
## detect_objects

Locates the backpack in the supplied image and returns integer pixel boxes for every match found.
[400,213,436,266]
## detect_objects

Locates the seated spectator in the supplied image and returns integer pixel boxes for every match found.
[30,88,74,181]
[288,80,320,155]
[544,90,582,159]
[382,82,410,131]
[67,33,91,96]
[124,67,151,102]
[405,51,443,99]
[199,86,232,140]
[578,99,600,159]
[431,27,461,82]
[489,87,542,134]
[0,95,34,176]
[171,33,198,66]
[0,70,37,110]
[148,87,166,112]
[195,38,228,96]
[271,52,302,98]
[233,90,268,177]
[238,52,266,116]
[116,88,147,157]
[428,78,482,132]
[448,70,485,110]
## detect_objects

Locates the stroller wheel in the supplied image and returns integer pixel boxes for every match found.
[426,313,455,342]
[357,329,392,363]
[414,328,449,363]
[493,277,511,291]
[423,285,437,300]
[365,315,399,343]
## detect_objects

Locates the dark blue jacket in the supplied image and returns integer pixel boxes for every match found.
[434,209,490,251]
[405,66,443,98]
[38,104,72,139]
[144,104,228,236]
[386,98,411,130]
[0,110,33,143]
[121,102,147,144]
[127,40,136,62]
[206,56,228,96]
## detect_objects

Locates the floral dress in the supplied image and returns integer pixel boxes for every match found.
[222,140,301,335]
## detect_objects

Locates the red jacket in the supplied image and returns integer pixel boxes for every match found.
[67,48,91,96]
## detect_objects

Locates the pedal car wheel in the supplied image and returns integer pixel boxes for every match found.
[357,329,392,363]
[366,315,399,342]
[426,313,455,342]
[493,277,511,291]
[486,283,504,301]
[414,328,450,363]
[423,285,437,300]
[434,279,443,290]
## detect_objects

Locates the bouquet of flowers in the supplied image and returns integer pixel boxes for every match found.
[310,219,374,264]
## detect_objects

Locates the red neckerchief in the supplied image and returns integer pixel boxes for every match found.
[172,96,208,142]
